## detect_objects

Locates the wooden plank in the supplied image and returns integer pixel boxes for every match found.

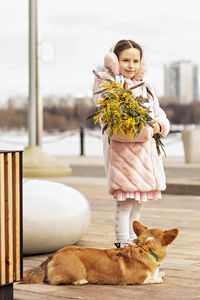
[12,152,21,281]
[19,152,23,280]
[4,153,13,283]
[14,289,74,300]
[0,153,6,285]
[14,183,200,300]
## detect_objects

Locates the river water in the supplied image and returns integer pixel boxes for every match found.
[0,129,184,157]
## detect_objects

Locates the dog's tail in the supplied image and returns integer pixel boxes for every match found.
[20,256,52,284]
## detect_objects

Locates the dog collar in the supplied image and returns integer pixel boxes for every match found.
[136,242,158,262]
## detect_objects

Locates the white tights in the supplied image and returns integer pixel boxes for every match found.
[114,198,144,244]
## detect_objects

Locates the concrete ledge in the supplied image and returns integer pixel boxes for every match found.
[71,165,106,177]
[44,176,200,196]
[53,155,200,196]
[165,181,200,195]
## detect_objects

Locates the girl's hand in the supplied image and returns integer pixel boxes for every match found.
[153,120,161,135]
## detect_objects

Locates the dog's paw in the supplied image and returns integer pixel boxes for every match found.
[73,279,88,285]
[143,276,163,284]
[154,277,163,284]
[158,271,165,278]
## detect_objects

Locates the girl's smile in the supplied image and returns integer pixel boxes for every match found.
[118,48,141,79]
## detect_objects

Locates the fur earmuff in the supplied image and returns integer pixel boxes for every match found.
[104,52,119,76]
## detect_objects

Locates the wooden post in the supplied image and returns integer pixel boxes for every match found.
[12,153,21,281]
[0,154,6,285]
[0,151,23,300]
[5,153,14,283]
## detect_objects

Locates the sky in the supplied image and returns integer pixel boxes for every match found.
[0,0,200,105]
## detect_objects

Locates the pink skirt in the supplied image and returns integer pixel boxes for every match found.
[113,190,162,203]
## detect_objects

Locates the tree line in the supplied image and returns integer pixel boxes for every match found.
[0,98,200,132]
[0,99,98,132]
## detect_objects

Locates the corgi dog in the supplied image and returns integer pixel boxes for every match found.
[21,221,178,285]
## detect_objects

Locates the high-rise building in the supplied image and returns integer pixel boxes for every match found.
[164,61,199,104]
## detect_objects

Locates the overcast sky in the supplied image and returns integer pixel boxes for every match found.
[0,0,199,105]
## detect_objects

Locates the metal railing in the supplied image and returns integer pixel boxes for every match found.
[0,128,183,157]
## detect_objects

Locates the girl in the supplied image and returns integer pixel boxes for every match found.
[92,40,170,248]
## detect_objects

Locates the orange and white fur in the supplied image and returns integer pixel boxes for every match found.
[22,221,178,285]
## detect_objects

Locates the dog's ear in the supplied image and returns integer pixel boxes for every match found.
[162,228,178,246]
[133,221,148,236]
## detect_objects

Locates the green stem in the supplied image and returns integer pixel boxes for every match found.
[153,134,166,157]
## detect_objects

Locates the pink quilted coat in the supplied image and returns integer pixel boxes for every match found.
[92,48,170,201]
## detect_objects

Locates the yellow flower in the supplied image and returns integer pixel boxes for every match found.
[93,115,99,125]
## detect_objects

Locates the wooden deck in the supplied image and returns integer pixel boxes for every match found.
[14,181,200,300]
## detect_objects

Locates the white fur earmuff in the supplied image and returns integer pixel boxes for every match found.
[104,52,120,76]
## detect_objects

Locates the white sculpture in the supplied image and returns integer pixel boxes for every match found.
[23,180,91,255]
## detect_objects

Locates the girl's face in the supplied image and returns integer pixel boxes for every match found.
[118,48,141,79]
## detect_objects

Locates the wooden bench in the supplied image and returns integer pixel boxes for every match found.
[0,151,23,300]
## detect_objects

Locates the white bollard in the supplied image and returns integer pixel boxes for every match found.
[182,129,200,163]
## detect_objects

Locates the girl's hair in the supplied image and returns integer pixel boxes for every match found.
[113,40,143,59]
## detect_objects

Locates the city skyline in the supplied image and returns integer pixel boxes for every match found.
[0,0,200,105]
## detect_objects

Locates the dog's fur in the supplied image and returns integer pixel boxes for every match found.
[21,221,178,285]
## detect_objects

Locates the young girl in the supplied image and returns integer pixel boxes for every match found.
[92,40,170,248]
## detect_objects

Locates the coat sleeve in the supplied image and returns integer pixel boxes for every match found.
[92,72,113,106]
[152,92,170,138]
[92,76,104,106]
